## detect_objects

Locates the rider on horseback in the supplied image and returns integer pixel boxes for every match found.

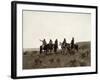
[55,39,58,47]
[49,39,53,45]
[49,39,53,52]
[71,37,74,49]
[40,39,47,48]
[62,38,66,48]
[54,39,58,52]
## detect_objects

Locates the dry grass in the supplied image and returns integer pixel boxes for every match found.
[23,41,91,69]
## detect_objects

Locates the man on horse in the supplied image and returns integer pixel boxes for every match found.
[60,38,67,54]
[40,39,47,53]
[40,39,47,48]
[54,39,58,53]
[49,39,53,52]
[49,39,53,45]
[62,38,67,48]
[71,37,74,49]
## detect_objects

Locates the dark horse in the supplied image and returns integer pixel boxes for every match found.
[40,44,54,54]
[40,43,58,54]
[59,42,71,54]
[54,39,58,53]
[72,44,78,51]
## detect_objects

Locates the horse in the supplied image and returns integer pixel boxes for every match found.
[59,42,71,54]
[59,42,78,54]
[49,43,54,52]
[40,43,54,54]
[73,44,78,51]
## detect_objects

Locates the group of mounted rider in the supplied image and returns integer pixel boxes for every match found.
[40,37,78,54]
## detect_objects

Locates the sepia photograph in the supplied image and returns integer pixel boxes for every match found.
[23,10,91,69]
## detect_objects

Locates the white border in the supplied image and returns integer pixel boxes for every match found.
[17,3,96,77]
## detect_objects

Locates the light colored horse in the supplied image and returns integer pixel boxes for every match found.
[59,42,70,54]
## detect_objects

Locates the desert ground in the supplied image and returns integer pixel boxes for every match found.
[23,41,91,69]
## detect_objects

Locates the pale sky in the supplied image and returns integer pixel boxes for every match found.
[23,10,91,48]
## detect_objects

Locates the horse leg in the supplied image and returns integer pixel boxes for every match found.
[54,48,55,53]
[65,48,67,55]
[49,49,51,53]
[45,50,47,54]
[54,48,57,53]
[65,48,68,55]
[62,48,64,55]
[55,46,58,53]
[50,49,52,53]
[46,49,49,54]
[51,48,53,53]
[77,45,78,51]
